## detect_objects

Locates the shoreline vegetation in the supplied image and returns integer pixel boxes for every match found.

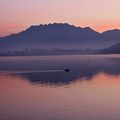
[0,48,119,57]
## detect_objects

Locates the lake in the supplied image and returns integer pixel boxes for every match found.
[0,55,120,120]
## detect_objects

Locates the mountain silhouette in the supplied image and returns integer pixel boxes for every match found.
[0,23,120,51]
[100,42,120,54]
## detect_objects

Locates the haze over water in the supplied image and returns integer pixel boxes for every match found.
[0,55,120,120]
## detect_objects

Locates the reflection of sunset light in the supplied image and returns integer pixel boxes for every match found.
[1,73,120,120]
[76,72,120,87]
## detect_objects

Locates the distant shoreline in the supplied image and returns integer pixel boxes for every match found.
[0,53,119,57]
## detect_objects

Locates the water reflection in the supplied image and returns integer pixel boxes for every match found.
[0,55,120,120]
[0,55,120,86]
[14,60,120,86]
[0,73,120,120]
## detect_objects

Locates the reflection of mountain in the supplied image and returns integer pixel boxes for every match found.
[7,58,119,86]
[0,23,120,51]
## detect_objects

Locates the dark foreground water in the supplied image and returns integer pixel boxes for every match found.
[0,55,120,120]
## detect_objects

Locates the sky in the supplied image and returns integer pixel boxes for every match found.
[0,0,120,37]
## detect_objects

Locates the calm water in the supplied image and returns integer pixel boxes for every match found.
[0,55,120,120]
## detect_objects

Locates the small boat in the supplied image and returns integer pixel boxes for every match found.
[65,69,70,72]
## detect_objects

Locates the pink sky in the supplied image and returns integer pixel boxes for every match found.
[0,0,120,36]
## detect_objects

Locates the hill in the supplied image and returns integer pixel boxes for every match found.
[100,42,120,54]
[0,23,120,51]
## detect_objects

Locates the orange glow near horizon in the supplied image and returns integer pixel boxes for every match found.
[1,23,120,37]
[93,24,120,32]
[0,0,120,36]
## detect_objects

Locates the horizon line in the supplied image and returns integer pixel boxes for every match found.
[0,22,120,38]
